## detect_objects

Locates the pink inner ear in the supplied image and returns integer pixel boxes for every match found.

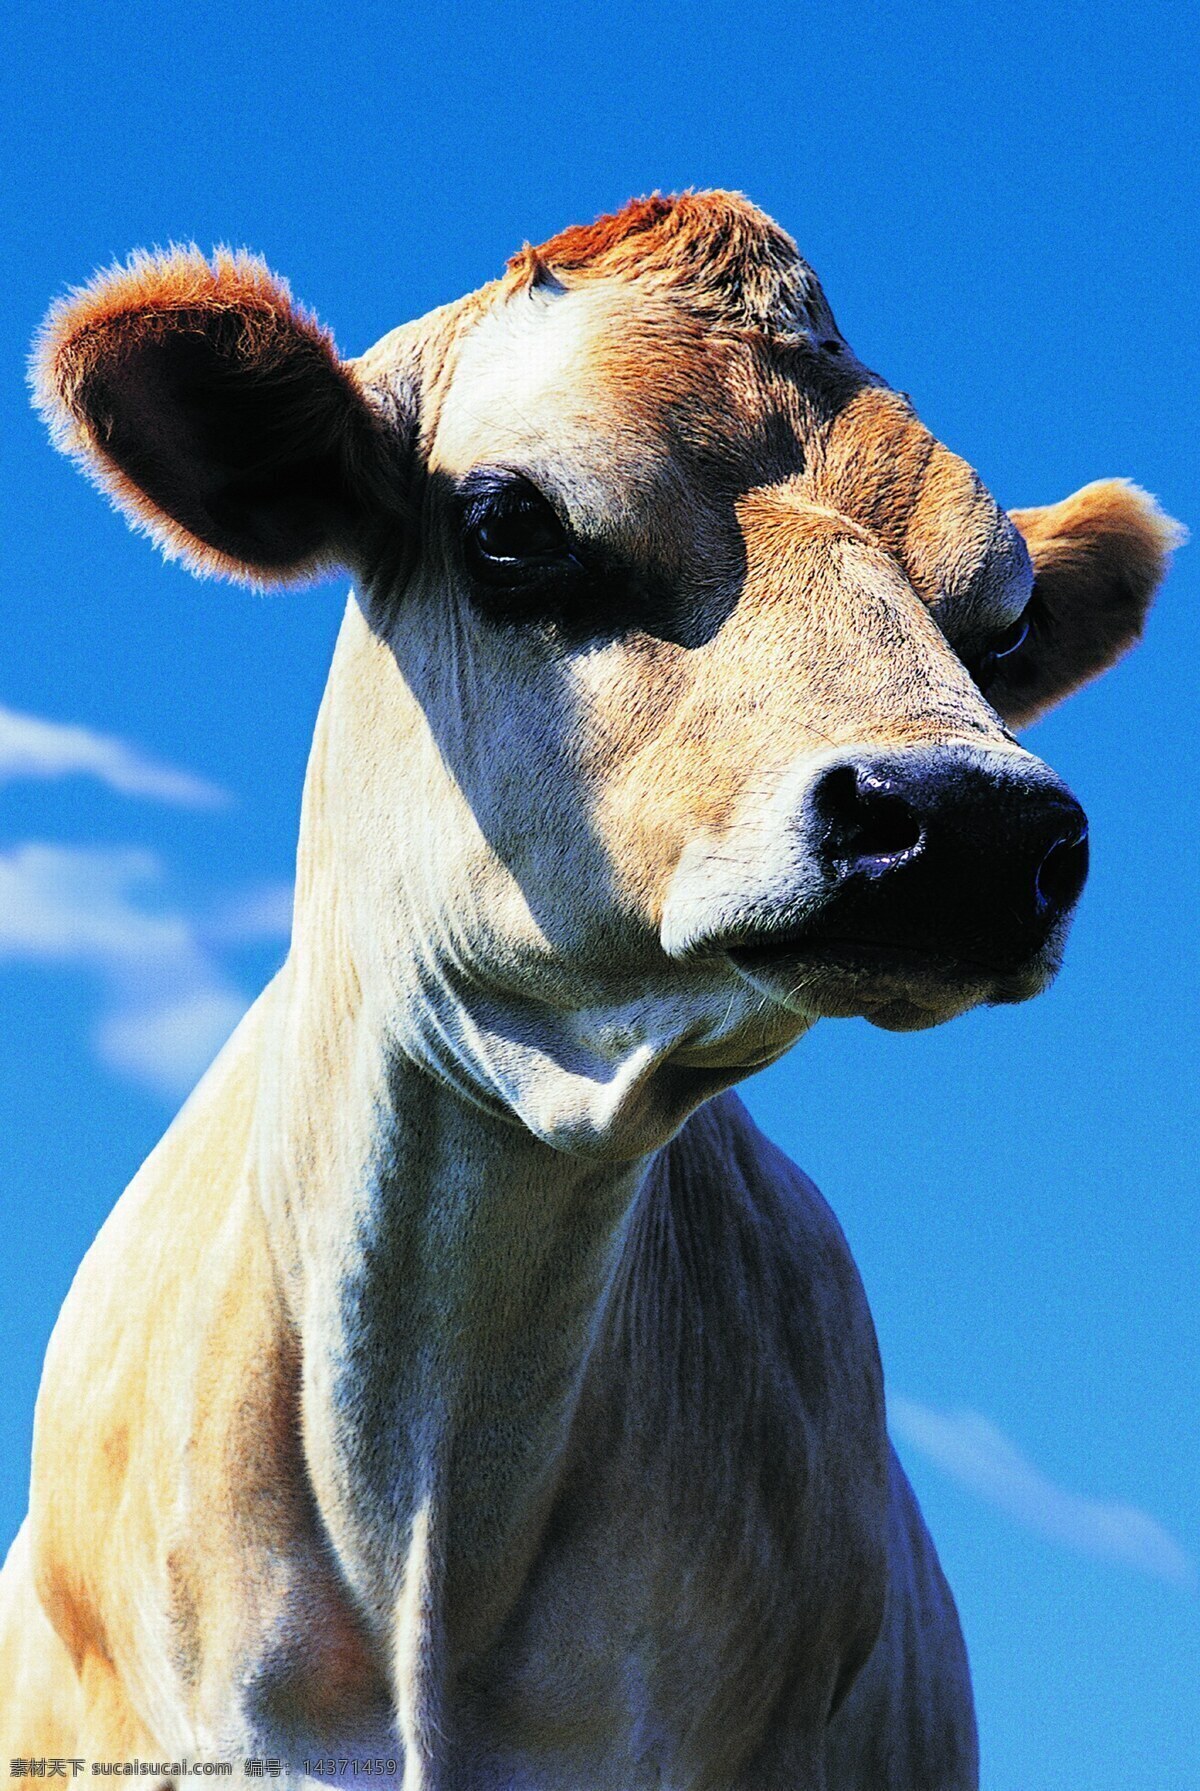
[33,247,384,586]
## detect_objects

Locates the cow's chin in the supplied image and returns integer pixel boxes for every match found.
[730,942,1060,1034]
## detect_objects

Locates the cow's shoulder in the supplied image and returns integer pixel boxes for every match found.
[585,1080,890,1609]
[637,1087,883,1390]
[466,1090,890,1778]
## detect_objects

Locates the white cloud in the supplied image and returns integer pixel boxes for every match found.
[0,844,290,1100]
[206,880,295,943]
[97,988,251,1094]
[0,845,192,967]
[0,704,226,807]
[890,1395,1197,1590]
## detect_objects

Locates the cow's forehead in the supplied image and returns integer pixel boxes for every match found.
[511,190,840,340]
[430,282,679,486]
[394,192,1032,635]
[428,279,821,588]
[428,191,841,491]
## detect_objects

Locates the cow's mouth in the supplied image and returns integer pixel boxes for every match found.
[727,932,1056,1031]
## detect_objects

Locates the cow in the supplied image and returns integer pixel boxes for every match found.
[0,191,1179,1787]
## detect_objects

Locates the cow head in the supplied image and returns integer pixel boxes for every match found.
[35,195,1180,1155]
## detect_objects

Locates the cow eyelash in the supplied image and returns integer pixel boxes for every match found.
[966,607,1031,692]
[458,472,585,608]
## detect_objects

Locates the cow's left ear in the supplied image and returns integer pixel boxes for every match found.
[33,246,400,587]
[988,480,1184,728]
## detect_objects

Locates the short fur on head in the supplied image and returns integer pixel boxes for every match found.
[31,197,1182,733]
[508,189,841,340]
[31,245,392,586]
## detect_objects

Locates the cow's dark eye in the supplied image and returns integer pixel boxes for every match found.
[991,612,1031,661]
[461,473,582,592]
[968,609,1030,691]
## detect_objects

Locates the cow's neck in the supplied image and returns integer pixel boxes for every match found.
[249,614,768,1757]
[255,936,651,1745]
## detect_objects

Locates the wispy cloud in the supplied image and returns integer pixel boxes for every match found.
[0,844,291,1099]
[96,988,251,1097]
[0,704,226,807]
[205,880,295,944]
[890,1396,1196,1590]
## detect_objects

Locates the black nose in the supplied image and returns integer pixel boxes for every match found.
[801,747,1088,970]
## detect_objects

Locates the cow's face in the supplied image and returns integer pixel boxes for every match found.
[36,196,1180,1153]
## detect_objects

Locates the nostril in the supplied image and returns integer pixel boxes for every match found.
[815,765,924,872]
[849,789,924,861]
[1034,823,1089,918]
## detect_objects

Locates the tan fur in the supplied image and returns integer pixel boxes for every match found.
[508,189,840,339]
[1002,479,1184,725]
[2,192,1179,1782]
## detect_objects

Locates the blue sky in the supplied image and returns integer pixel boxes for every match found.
[1,2,1196,1782]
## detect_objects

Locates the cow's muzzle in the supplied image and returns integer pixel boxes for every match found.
[679,744,1089,1031]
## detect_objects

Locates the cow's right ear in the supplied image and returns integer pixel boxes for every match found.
[33,247,398,587]
[993,481,1183,727]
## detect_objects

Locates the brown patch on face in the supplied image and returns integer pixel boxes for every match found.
[725,488,1003,750]
[588,494,1003,925]
[507,190,840,339]
[814,387,1026,635]
[815,388,936,566]
[515,193,681,273]
[560,311,772,594]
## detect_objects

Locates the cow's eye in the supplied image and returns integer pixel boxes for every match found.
[967,609,1030,691]
[461,474,581,589]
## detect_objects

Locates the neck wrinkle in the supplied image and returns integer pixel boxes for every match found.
[252,919,654,1725]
